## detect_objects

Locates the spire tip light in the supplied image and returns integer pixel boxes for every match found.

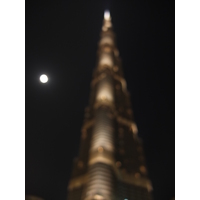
[104,10,110,20]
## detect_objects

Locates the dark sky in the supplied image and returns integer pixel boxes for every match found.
[25,0,175,200]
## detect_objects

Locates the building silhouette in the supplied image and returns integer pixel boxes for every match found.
[67,11,153,200]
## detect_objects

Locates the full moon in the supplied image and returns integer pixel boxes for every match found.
[40,74,48,83]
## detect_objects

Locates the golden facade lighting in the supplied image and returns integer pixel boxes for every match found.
[67,10,153,200]
[96,77,114,103]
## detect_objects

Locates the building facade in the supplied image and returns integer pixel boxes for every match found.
[67,11,153,200]
[25,195,44,200]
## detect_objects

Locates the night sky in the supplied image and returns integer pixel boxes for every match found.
[25,0,175,200]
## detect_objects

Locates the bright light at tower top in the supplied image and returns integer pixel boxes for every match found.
[104,10,111,20]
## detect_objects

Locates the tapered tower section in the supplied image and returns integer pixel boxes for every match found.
[67,11,153,200]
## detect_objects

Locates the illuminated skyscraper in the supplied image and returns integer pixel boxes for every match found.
[67,11,153,200]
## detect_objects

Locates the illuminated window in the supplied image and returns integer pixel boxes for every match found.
[130,123,138,134]
[98,146,104,153]
[103,46,112,53]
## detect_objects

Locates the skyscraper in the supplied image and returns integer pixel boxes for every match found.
[67,11,153,200]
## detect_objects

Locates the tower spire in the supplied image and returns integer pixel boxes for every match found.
[102,10,112,32]
[104,10,111,20]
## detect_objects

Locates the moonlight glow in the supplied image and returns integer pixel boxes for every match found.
[40,74,48,83]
